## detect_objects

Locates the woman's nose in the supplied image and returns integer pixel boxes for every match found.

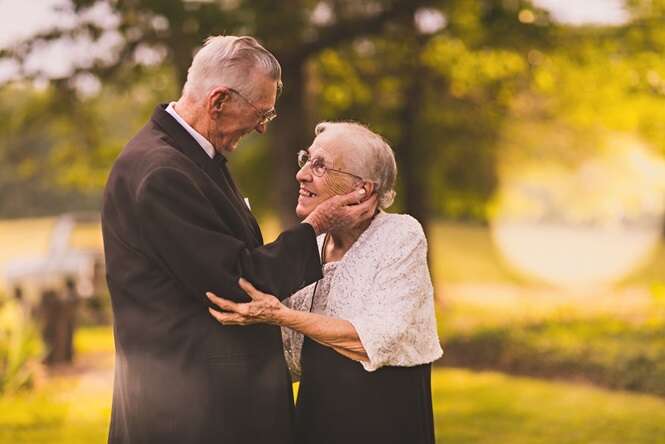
[296,164,311,182]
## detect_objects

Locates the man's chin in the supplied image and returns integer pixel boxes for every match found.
[225,142,239,152]
[220,138,241,153]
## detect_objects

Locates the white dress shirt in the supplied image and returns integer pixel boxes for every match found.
[165,102,252,210]
[165,102,215,159]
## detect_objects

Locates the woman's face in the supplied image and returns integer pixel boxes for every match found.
[295,135,360,218]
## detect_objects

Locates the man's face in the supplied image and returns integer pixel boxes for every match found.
[207,74,278,153]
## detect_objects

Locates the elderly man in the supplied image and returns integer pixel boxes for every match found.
[102,35,376,444]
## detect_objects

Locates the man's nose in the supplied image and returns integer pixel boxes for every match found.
[255,122,268,134]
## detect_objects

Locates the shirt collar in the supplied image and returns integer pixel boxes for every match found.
[165,102,216,159]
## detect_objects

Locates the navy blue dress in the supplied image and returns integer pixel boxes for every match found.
[294,336,435,444]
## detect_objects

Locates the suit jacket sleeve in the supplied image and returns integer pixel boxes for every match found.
[135,166,322,303]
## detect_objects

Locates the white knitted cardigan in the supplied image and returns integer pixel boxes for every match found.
[282,211,443,377]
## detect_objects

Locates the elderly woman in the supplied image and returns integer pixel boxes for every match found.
[207,121,442,444]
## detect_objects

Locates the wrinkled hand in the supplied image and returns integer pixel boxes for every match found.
[303,189,378,235]
[207,278,284,326]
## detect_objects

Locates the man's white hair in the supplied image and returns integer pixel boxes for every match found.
[182,35,282,102]
[314,121,398,209]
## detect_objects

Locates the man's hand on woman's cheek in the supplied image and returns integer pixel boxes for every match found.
[303,189,377,235]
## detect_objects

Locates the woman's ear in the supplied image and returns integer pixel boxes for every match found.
[360,181,375,196]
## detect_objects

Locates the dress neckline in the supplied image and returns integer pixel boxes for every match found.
[319,210,384,268]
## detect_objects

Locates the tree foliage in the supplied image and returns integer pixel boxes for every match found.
[1,0,664,234]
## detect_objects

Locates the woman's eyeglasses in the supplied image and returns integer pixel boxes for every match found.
[297,150,364,181]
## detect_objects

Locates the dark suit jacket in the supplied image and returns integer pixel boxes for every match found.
[101,104,322,444]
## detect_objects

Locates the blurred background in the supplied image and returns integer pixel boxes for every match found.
[1,0,665,442]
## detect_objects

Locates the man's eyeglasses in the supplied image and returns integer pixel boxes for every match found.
[297,150,364,181]
[228,88,277,126]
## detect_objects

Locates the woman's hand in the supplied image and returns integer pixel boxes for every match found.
[206,278,286,326]
[208,279,369,362]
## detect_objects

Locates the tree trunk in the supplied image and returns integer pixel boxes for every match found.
[269,58,309,227]
[394,38,431,240]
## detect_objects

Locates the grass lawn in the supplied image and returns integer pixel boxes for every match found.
[0,374,111,443]
[623,241,665,286]
[2,327,665,444]
[429,221,520,284]
[433,368,665,444]
[0,327,114,444]
[2,218,665,443]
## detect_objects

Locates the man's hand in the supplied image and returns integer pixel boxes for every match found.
[302,189,378,235]
[207,278,285,326]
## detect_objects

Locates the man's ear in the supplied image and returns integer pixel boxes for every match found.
[207,87,231,116]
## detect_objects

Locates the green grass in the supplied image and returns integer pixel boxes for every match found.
[0,376,111,443]
[434,368,665,444]
[437,275,665,396]
[623,242,665,286]
[0,328,113,444]
[74,326,115,356]
[429,221,520,284]
[4,325,665,444]
[441,314,665,396]
[2,218,665,442]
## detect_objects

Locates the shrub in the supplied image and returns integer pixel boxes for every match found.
[0,296,43,394]
[441,316,665,396]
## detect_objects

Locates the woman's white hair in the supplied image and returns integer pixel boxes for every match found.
[182,35,282,101]
[314,121,398,209]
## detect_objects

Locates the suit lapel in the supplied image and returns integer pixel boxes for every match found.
[150,104,263,246]
[215,155,264,244]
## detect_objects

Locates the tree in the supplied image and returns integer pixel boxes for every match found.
[13,1,642,238]
[304,0,552,230]
[1,0,435,224]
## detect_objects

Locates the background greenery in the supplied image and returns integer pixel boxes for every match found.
[3,325,665,444]
[1,0,665,443]
[1,218,664,443]
[1,0,665,229]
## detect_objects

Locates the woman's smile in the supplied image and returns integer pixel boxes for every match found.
[298,186,318,199]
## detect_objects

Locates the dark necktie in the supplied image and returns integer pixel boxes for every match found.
[214,154,244,204]
[213,153,262,243]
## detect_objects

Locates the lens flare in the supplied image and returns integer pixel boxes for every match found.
[491,135,665,288]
